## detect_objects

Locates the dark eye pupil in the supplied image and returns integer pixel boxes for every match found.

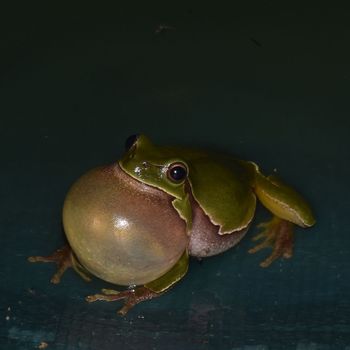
[169,165,187,181]
[125,134,139,151]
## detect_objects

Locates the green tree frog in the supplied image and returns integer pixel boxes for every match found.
[29,135,315,315]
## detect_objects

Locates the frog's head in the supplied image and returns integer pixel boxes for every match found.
[119,134,189,200]
[119,134,257,235]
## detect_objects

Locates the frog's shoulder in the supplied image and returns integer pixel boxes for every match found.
[185,153,257,234]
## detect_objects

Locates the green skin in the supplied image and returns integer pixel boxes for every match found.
[119,135,315,293]
[29,134,316,314]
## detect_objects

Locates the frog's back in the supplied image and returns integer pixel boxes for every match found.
[185,152,256,235]
[154,146,256,257]
[179,152,256,257]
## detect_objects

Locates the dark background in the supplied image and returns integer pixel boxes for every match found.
[1,2,349,349]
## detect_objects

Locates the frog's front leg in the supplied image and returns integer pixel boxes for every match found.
[28,245,92,283]
[86,250,189,315]
[86,287,162,316]
[249,169,315,267]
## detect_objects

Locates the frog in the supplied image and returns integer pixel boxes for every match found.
[28,134,315,315]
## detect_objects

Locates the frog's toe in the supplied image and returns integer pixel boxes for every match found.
[28,245,72,284]
[256,221,270,230]
[248,239,271,253]
[29,245,92,283]
[251,229,273,242]
[86,286,161,316]
[248,216,294,267]
[85,288,120,302]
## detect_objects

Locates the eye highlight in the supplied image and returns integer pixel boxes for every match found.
[167,163,188,182]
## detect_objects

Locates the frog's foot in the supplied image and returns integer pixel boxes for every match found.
[86,287,162,316]
[28,245,91,284]
[248,216,294,268]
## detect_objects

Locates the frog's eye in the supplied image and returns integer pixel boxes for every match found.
[125,134,139,151]
[167,162,188,183]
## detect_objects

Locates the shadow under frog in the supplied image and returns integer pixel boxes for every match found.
[28,135,315,315]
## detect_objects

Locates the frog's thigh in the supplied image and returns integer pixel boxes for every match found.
[145,250,189,293]
[254,172,315,227]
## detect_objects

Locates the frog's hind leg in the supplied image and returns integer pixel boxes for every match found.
[28,245,91,283]
[86,287,162,316]
[86,250,189,315]
[249,169,315,267]
[248,216,294,267]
